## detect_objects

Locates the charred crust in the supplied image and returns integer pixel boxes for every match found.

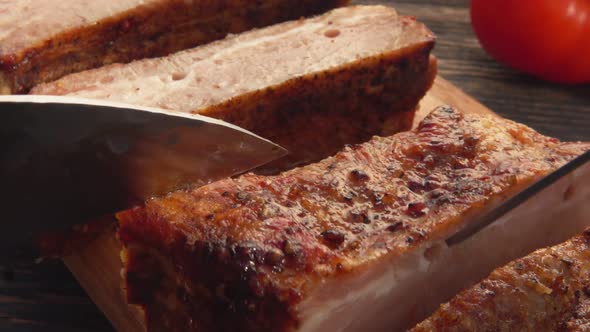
[282,240,301,257]
[349,169,370,182]
[349,211,371,224]
[386,221,404,233]
[127,237,299,331]
[407,202,427,218]
[264,249,285,268]
[321,229,346,247]
[118,103,590,331]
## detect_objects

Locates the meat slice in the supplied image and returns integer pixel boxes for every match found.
[32,5,437,170]
[117,106,589,331]
[0,0,348,94]
[411,229,590,332]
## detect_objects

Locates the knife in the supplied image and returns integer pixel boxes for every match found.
[446,149,590,246]
[0,95,287,260]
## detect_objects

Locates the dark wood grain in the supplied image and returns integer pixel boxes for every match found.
[0,262,112,331]
[1,1,588,331]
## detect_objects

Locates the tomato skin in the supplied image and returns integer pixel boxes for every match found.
[470,0,590,84]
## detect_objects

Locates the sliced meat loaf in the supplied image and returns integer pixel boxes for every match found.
[32,5,437,171]
[117,106,589,331]
[0,0,348,93]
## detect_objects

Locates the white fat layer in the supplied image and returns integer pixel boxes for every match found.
[299,246,432,332]
[298,162,590,331]
[35,6,429,113]
[0,0,160,51]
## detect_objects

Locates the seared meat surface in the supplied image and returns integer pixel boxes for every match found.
[32,5,436,170]
[0,0,348,93]
[118,106,589,331]
[412,229,590,332]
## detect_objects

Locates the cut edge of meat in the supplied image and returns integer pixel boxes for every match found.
[31,5,437,172]
[297,162,590,330]
[117,107,590,331]
[119,151,590,331]
[1,0,350,94]
[36,5,438,259]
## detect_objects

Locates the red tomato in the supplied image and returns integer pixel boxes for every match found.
[470,0,590,84]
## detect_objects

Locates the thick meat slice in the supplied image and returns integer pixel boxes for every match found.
[0,0,348,94]
[32,5,437,170]
[412,230,590,332]
[117,106,589,331]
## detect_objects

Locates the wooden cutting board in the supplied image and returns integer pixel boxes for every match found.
[62,76,497,332]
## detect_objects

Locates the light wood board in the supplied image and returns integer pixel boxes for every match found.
[63,76,497,332]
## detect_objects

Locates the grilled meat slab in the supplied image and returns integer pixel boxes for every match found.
[32,5,437,170]
[0,0,348,94]
[412,229,590,332]
[117,106,589,331]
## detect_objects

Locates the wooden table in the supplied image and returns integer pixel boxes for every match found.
[1,1,588,331]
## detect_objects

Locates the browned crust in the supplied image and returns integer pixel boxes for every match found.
[38,13,436,258]
[0,0,349,94]
[29,13,436,173]
[208,41,436,172]
[117,107,589,331]
[122,243,297,331]
[412,229,590,332]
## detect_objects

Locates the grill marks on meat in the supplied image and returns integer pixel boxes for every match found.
[117,107,589,331]
[412,230,590,332]
[31,5,436,171]
[0,0,349,94]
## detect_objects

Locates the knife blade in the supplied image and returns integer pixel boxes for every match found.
[0,95,287,258]
[446,149,590,246]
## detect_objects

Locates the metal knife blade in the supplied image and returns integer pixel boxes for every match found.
[446,150,590,246]
[0,95,287,256]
